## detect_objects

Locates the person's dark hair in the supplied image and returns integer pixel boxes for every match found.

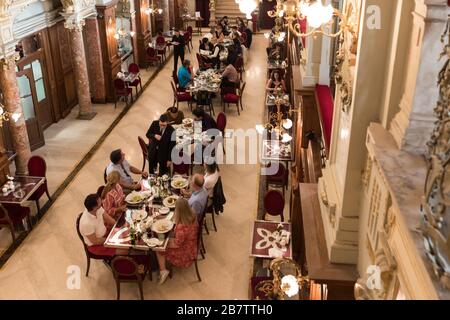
[174,29,179,33]
[183,59,190,67]
[84,193,100,212]
[159,114,168,122]
[206,162,218,174]
[202,37,209,44]
[110,149,122,164]
[168,106,178,113]
[271,70,281,81]
[226,57,234,66]
[192,107,205,118]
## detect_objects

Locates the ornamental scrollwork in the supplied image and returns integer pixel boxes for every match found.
[421,15,450,290]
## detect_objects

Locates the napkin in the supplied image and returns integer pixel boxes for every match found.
[268,247,284,258]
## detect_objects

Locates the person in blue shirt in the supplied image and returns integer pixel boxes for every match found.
[177,59,192,89]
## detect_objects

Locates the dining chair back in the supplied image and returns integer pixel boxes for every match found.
[27,155,52,215]
[103,168,107,184]
[171,81,192,109]
[127,63,143,96]
[113,78,133,108]
[97,185,105,198]
[263,190,285,222]
[138,136,149,172]
[216,112,227,154]
[0,205,15,242]
[128,63,139,74]
[156,35,166,45]
[183,32,191,52]
[111,256,147,300]
[265,162,289,196]
[146,47,162,68]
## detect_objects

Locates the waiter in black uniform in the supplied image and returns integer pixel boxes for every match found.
[146,114,176,175]
[172,29,185,71]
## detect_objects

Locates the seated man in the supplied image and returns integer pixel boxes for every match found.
[221,58,239,89]
[200,37,213,55]
[177,59,192,89]
[182,174,208,216]
[106,149,148,192]
[79,193,117,257]
[192,107,217,132]
[165,106,184,125]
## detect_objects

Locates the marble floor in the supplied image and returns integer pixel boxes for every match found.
[0,34,283,299]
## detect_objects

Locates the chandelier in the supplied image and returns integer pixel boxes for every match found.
[268,0,356,38]
[114,17,135,40]
[235,0,259,19]
[254,258,310,300]
[0,103,21,127]
[256,90,297,143]
[144,4,163,15]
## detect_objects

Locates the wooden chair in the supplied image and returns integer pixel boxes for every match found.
[265,162,289,196]
[0,205,16,242]
[146,47,162,69]
[138,136,149,172]
[263,190,285,222]
[155,35,167,60]
[76,213,113,276]
[110,255,151,300]
[183,32,191,52]
[222,82,246,115]
[171,81,193,110]
[216,112,227,155]
[186,26,194,49]
[114,79,133,108]
[234,56,245,79]
[127,63,143,97]
[27,155,52,215]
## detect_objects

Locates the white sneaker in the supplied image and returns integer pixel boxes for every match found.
[158,270,170,285]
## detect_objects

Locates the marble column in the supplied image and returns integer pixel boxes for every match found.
[300,29,323,87]
[209,0,217,28]
[0,58,32,175]
[84,17,106,104]
[161,0,170,31]
[389,1,449,155]
[68,25,96,120]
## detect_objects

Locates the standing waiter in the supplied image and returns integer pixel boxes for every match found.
[172,29,185,71]
[146,114,176,175]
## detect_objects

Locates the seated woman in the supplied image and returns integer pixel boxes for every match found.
[165,106,184,125]
[266,70,286,93]
[155,198,199,284]
[101,171,126,220]
[221,58,239,89]
[214,25,225,43]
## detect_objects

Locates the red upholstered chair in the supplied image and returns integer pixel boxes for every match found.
[234,56,245,79]
[114,79,133,108]
[172,70,186,92]
[127,63,143,97]
[263,190,285,222]
[265,162,289,196]
[241,32,248,48]
[172,162,191,176]
[96,185,105,198]
[76,213,114,277]
[155,35,167,60]
[183,32,191,52]
[138,136,149,172]
[111,255,151,300]
[27,155,52,215]
[196,53,213,71]
[186,26,194,49]
[171,81,192,110]
[216,112,227,154]
[146,47,162,69]
[222,82,245,115]
[0,205,17,242]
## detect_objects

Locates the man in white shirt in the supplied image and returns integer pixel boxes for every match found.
[106,149,148,192]
[203,162,219,198]
[79,194,116,257]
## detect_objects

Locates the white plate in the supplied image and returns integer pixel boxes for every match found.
[163,195,179,208]
[125,191,144,204]
[171,178,188,189]
[159,206,170,215]
[182,118,194,125]
[151,219,174,234]
[142,234,163,247]
[132,210,147,221]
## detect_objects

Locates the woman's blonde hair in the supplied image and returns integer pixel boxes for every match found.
[174,198,196,225]
[101,171,120,199]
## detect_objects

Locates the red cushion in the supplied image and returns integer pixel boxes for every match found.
[177,92,192,101]
[223,93,239,103]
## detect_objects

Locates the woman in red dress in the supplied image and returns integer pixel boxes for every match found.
[101,171,126,220]
[156,198,199,284]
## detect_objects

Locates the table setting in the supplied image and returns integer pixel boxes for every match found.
[172,118,215,148]
[0,175,45,205]
[250,221,292,259]
[262,140,293,161]
[187,69,221,93]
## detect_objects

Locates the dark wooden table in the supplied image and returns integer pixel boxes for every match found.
[250,220,292,259]
[0,176,45,206]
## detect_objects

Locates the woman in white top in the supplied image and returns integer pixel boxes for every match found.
[203,162,220,198]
